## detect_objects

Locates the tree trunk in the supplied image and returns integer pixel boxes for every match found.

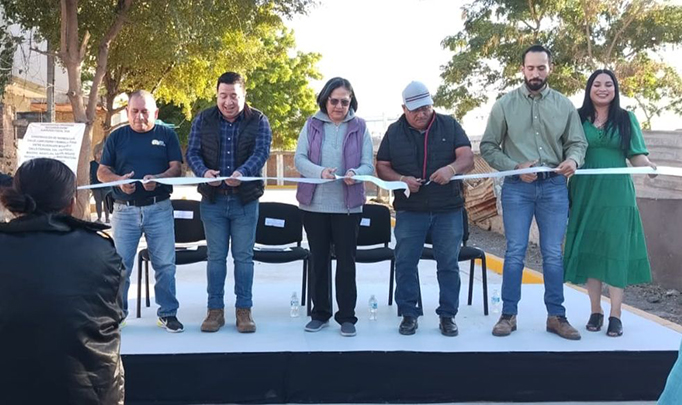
[58,0,134,220]
[75,123,94,219]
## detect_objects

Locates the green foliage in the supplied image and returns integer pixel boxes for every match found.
[158,26,321,151]
[0,21,22,99]
[0,0,315,118]
[436,0,682,127]
[246,27,321,150]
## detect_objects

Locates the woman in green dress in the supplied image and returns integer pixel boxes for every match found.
[564,69,656,337]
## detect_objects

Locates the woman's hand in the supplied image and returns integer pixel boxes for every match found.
[629,154,657,178]
[343,169,356,186]
[321,167,337,179]
[648,161,658,179]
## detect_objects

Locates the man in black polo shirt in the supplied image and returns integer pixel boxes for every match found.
[99,90,184,332]
[377,81,474,336]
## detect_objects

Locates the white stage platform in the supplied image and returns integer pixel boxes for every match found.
[122,259,681,355]
[119,189,680,404]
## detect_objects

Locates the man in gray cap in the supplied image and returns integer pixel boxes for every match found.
[376,81,474,336]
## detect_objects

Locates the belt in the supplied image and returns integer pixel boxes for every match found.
[115,194,170,207]
[510,172,560,181]
[215,187,239,195]
[536,171,560,180]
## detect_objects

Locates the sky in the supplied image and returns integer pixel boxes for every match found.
[286,0,682,135]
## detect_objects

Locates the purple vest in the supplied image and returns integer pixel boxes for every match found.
[296,116,366,208]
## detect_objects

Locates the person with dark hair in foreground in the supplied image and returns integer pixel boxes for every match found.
[0,158,125,404]
[563,69,656,337]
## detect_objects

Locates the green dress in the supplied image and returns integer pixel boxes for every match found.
[564,111,651,288]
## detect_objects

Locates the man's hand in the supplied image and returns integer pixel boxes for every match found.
[401,176,423,193]
[142,174,157,191]
[204,169,221,187]
[429,165,455,185]
[119,171,136,194]
[343,169,356,186]
[516,160,538,183]
[321,167,337,179]
[556,159,577,178]
[225,170,242,187]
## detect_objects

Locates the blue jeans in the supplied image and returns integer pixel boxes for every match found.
[200,195,258,309]
[111,198,179,318]
[501,175,569,316]
[394,209,463,318]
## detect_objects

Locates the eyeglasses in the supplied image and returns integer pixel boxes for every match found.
[408,105,433,115]
[328,98,351,107]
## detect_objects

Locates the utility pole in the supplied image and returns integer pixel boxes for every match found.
[46,40,55,122]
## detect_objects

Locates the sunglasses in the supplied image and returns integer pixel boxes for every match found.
[328,98,351,107]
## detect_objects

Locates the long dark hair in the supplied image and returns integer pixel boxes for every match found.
[316,77,358,114]
[0,158,76,216]
[578,69,631,155]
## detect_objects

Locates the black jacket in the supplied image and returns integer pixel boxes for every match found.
[0,214,125,405]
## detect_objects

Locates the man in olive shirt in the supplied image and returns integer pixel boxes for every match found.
[481,45,587,340]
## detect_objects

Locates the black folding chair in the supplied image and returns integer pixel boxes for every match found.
[136,199,207,318]
[253,202,310,305]
[307,204,396,316]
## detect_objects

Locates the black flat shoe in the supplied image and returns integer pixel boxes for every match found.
[607,317,623,337]
[586,313,604,332]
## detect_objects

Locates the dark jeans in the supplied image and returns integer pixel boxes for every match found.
[303,211,361,325]
[92,188,110,221]
[394,209,463,318]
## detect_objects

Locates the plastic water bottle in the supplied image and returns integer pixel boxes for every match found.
[290,292,300,318]
[368,295,378,320]
[491,288,501,314]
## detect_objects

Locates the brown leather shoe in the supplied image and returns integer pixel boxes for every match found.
[492,314,517,336]
[236,308,256,333]
[200,309,225,332]
[547,315,581,340]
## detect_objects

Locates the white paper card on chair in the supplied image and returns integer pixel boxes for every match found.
[265,218,285,228]
[360,218,371,227]
[174,210,194,219]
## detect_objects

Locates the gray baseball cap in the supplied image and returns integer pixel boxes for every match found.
[402,81,434,111]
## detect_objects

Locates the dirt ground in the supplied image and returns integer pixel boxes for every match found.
[467,225,682,327]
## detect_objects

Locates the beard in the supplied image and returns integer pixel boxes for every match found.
[525,77,547,91]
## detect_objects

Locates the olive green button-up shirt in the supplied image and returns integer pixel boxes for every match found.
[480,85,587,172]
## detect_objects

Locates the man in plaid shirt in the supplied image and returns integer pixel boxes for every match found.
[186,72,272,334]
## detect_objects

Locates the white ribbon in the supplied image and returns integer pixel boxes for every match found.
[79,166,682,196]
[447,165,681,180]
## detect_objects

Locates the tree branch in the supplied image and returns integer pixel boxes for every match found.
[79,30,90,61]
[581,0,594,65]
[28,47,58,57]
[59,1,68,61]
[85,0,134,123]
[527,0,541,31]
[150,60,176,93]
[634,95,653,129]
[606,1,648,62]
